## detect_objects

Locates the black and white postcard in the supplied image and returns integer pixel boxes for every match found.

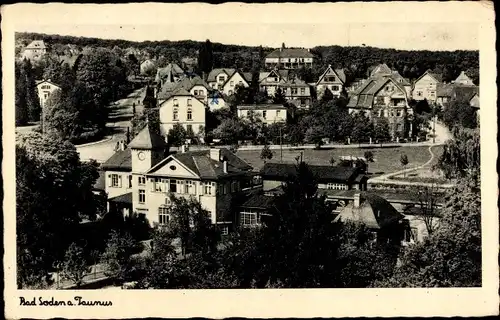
[2,2,498,318]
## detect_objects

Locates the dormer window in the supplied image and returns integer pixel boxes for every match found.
[173,98,179,107]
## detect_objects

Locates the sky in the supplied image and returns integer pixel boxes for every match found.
[8,2,487,51]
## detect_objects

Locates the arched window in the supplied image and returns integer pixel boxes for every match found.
[187,108,192,120]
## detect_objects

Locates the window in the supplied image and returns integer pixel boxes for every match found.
[416,91,423,97]
[193,90,198,95]
[139,190,146,203]
[173,99,179,107]
[128,175,132,188]
[397,110,402,117]
[41,85,51,90]
[300,88,305,95]
[384,110,388,117]
[326,183,348,190]
[44,93,49,100]
[276,110,281,117]
[228,90,233,95]
[184,180,195,194]
[187,98,192,106]
[158,207,170,225]
[138,176,146,185]
[154,177,164,192]
[262,110,267,119]
[291,88,298,94]
[238,81,243,85]
[173,108,178,121]
[333,85,339,91]
[218,75,225,82]
[273,77,278,82]
[203,182,215,195]
[169,179,177,193]
[220,225,229,235]
[241,211,258,226]
[187,109,192,120]
[391,111,395,117]
[230,81,234,87]
[111,174,119,187]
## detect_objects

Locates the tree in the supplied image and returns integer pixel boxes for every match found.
[15,61,29,126]
[437,127,480,187]
[167,195,219,257]
[273,87,286,104]
[363,151,374,173]
[197,39,214,75]
[442,100,477,130]
[101,230,141,283]
[167,123,188,147]
[350,112,374,143]
[304,125,324,149]
[412,184,441,236]
[329,156,336,166]
[16,133,103,288]
[320,87,334,103]
[373,182,481,287]
[60,242,92,288]
[131,108,161,140]
[400,153,409,177]
[212,118,246,144]
[260,144,274,163]
[142,85,156,109]
[373,118,391,144]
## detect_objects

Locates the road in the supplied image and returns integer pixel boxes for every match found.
[77,87,145,163]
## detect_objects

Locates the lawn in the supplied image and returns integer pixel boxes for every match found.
[236,145,440,177]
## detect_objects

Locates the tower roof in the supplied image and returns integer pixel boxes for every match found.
[128,124,167,150]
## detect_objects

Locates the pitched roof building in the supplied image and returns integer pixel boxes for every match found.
[22,40,47,61]
[265,45,314,69]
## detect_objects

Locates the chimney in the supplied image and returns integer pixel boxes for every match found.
[223,160,228,174]
[210,148,221,161]
[354,193,361,208]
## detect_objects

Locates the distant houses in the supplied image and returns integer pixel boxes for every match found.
[21,40,47,61]
[264,43,314,69]
[315,65,347,98]
[36,79,61,109]
[411,69,443,103]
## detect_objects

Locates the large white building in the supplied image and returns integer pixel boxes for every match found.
[264,45,314,69]
[237,104,288,125]
[100,125,254,234]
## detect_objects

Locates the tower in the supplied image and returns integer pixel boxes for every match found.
[129,124,168,174]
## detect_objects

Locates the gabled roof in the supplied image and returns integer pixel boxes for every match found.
[279,78,309,88]
[436,83,454,97]
[266,48,314,59]
[128,124,168,150]
[390,71,411,86]
[157,76,209,100]
[240,193,275,209]
[36,79,61,88]
[334,192,404,229]
[259,69,289,83]
[101,148,132,172]
[316,65,347,85]
[109,192,133,204]
[224,70,250,87]
[155,63,185,82]
[260,163,361,183]
[347,76,407,109]
[454,71,475,84]
[207,68,236,82]
[148,148,253,179]
[26,40,47,50]
[370,63,392,77]
[414,69,443,84]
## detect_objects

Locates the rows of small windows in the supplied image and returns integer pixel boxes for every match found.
[325,183,349,190]
[245,110,283,119]
[376,109,405,118]
[172,108,193,121]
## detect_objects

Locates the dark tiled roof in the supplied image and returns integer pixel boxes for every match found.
[101,149,132,172]
[155,63,184,82]
[416,69,442,83]
[149,148,253,179]
[347,76,407,109]
[452,85,479,102]
[316,65,347,85]
[436,83,454,97]
[335,192,404,229]
[261,163,361,183]
[241,193,275,209]
[266,48,314,59]
[128,124,168,150]
[109,192,133,204]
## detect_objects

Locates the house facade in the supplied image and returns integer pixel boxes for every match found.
[279,79,312,109]
[22,40,47,61]
[158,88,206,139]
[347,76,413,139]
[36,80,61,109]
[259,69,289,96]
[452,71,475,85]
[101,125,254,233]
[222,70,250,96]
[316,65,347,98]
[264,45,314,69]
[237,104,288,125]
[412,70,443,103]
